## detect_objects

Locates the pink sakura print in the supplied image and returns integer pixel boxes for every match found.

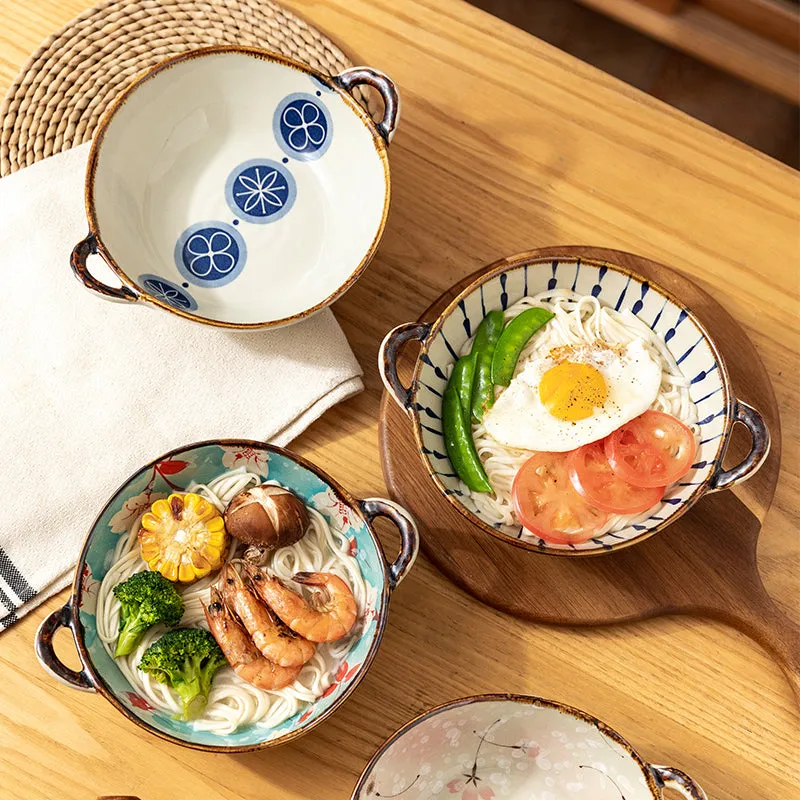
[124,692,155,711]
[320,661,361,699]
[108,457,192,533]
[153,457,189,489]
[331,496,352,528]
[310,488,354,531]
[446,778,495,800]
[108,489,161,533]
[221,446,270,476]
[78,563,100,607]
[366,719,541,798]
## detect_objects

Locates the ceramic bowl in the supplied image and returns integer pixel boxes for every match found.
[352,693,707,800]
[34,440,419,751]
[70,46,399,329]
[380,252,770,556]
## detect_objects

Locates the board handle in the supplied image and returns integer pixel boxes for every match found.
[734,582,800,705]
[650,765,707,799]
[379,322,431,411]
[35,601,96,691]
[708,400,770,492]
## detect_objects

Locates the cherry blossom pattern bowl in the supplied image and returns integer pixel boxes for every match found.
[352,694,707,800]
[34,440,418,751]
[380,252,770,556]
[70,46,399,329]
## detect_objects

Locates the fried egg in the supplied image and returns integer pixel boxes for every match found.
[483,338,661,452]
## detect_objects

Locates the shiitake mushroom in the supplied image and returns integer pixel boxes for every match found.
[224,485,309,550]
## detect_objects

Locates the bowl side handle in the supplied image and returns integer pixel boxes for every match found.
[359,498,420,590]
[708,399,770,492]
[34,601,96,692]
[378,322,431,411]
[650,765,707,800]
[333,67,401,144]
[71,233,139,303]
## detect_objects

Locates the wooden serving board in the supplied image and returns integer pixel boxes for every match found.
[379,246,799,699]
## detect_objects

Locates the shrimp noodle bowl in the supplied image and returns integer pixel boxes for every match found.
[462,289,700,537]
[96,467,368,735]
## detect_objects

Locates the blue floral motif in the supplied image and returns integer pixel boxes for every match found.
[138,274,197,311]
[174,221,247,287]
[274,92,333,161]
[224,159,297,224]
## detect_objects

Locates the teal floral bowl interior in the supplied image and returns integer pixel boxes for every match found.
[35,440,418,751]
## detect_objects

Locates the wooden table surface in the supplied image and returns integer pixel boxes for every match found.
[1,1,798,798]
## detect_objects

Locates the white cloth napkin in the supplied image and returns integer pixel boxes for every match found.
[0,143,363,628]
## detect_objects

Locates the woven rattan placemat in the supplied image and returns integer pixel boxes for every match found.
[0,0,376,176]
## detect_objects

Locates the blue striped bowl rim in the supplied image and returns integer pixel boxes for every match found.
[406,254,734,557]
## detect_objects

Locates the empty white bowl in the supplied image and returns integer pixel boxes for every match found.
[71,46,399,328]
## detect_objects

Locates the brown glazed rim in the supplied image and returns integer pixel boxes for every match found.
[351,692,663,798]
[84,45,392,330]
[69,438,394,752]
[408,251,733,557]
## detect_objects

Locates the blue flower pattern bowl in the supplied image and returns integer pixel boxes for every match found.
[34,441,419,751]
[380,253,770,556]
[70,47,400,329]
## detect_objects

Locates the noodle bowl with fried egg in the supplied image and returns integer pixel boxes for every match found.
[461,289,699,537]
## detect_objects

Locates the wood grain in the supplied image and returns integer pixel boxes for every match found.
[632,0,681,14]
[575,0,800,102]
[0,1,798,799]
[695,0,800,52]
[379,246,799,699]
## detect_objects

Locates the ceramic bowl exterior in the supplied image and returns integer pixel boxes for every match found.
[352,694,706,800]
[34,440,418,751]
[71,47,399,328]
[380,253,770,556]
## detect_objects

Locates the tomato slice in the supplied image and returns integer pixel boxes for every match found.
[512,452,610,544]
[568,442,665,514]
[605,411,696,488]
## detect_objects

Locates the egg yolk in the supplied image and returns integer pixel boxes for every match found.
[539,361,608,421]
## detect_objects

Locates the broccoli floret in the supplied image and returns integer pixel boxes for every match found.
[138,628,227,721]
[112,570,184,657]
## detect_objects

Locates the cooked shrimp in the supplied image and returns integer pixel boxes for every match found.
[243,564,357,643]
[218,564,315,668]
[203,587,302,690]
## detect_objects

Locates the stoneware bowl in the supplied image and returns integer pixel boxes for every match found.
[351,694,707,800]
[380,252,770,556]
[34,440,419,751]
[71,46,399,328]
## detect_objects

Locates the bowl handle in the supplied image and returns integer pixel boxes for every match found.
[359,498,420,590]
[379,322,432,411]
[71,233,139,303]
[35,601,96,692]
[650,765,707,799]
[707,399,770,493]
[333,67,401,144]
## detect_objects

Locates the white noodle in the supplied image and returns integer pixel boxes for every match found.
[460,290,699,537]
[96,468,367,735]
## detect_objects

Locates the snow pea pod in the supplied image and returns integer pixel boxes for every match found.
[470,310,505,422]
[491,307,554,386]
[442,382,492,493]
[450,353,476,417]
